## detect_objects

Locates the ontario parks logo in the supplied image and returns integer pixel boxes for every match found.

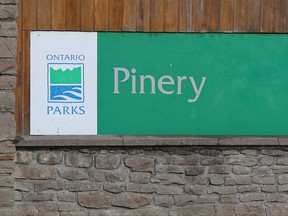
[48,63,84,103]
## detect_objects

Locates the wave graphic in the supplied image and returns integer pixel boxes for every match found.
[50,85,83,102]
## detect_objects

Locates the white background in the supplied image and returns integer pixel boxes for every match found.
[30,31,98,135]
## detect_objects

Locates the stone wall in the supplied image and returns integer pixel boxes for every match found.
[14,146,288,216]
[0,0,17,215]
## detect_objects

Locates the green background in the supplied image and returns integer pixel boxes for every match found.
[97,33,288,135]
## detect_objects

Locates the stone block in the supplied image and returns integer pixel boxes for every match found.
[38,203,58,216]
[15,151,32,164]
[22,192,55,202]
[122,207,168,216]
[252,175,275,185]
[234,203,266,216]
[170,204,214,216]
[215,204,236,216]
[210,176,224,185]
[0,21,17,36]
[240,193,265,202]
[241,157,258,167]
[186,176,207,185]
[124,156,154,172]
[89,169,106,182]
[58,202,82,212]
[0,38,16,57]
[0,161,14,174]
[259,156,275,166]
[0,112,15,140]
[129,172,150,184]
[111,192,152,209]
[78,192,110,209]
[0,189,13,207]
[103,182,125,193]
[173,155,198,165]
[238,185,261,193]
[271,165,288,174]
[261,149,288,156]
[184,184,206,195]
[209,165,231,174]
[14,165,57,180]
[261,185,277,193]
[232,166,250,175]
[34,180,65,192]
[15,181,33,192]
[0,175,13,187]
[58,168,88,180]
[200,156,224,166]
[126,183,155,194]
[155,164,184,174]
[106,170,127,182]
[267,203,288,216]
[95,153,121,170]
[156,185,183,195]
[174,194,197,206]
[225,175,251,185]
[155,195,174,208]
[267,193,288,202]
[0,59,15,75]
[0,76,16,89]
[0,91,14,112]
[0,208,15,216]
[88,209,121,216]
[226,155,242,165]
[0,5,17,19]
[65,152,92,168]
[197,194,219,203]
[278,174,288,184]
[37,151,62,165]
[208,186,237,195]
[0,142,15,154]
[151,173,186,185]
[185,166,205,176]
[66,182,101,192]
[220,195,239,203]
[241,149,258,156]
[57,191,76,202]
[278,184,288,192]
[15,204,38,216]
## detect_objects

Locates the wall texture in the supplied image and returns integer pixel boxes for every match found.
[0,0,17,215]
[14,146,288,216]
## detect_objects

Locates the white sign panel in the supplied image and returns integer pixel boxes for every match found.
[30,31,97,135]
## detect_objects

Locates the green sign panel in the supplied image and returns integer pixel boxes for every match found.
[97,33,288,135]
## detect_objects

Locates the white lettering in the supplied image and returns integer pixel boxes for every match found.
[187,77,206,103]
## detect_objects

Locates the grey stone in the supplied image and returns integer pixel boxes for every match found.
[267,203,288,216]
[225,175,251,185]
[278,184,288,192]
[38,203,58,216]
[226,155,242,165]
[238,185,261,193]
[15,204,38,216]
[184,184,206,195]
[241,149,258,156]
[88,209,121,216]
[152,173,186,185]
[0,38,16,57]
[197,194,219,203]
[111,192,152,209]
[271,165,288,174]
[208,186,237,195]
[57,191,76,202]
[259,156,275,166]
[0,21,17,36]
[261,185,277,193]
[220,195,239,203]
[232,166,250,175]
[15,151,32,164]
[155,195,174,208]
[252,175,275,185]
[173,156,198,165]
[15,181,33,192]
[0,91,14,112]
[156,185,183,195]
[210,176,224,185]
[0,5,17,19]
[199,149,221,156]
[58,202,83,212]
[209,165,231,174]
[22,192,55,202]
[170,204,214,216]
[185,166,205,176]
[37,151,62,165]
[215,204,236,216]
[0,113,15,140]
[89,169,106,182]
[261,149,288,156]
[106,170,127,182]
[200,156,224,166]
[155,164,184,174]
[186,176,207,185]
[78,192,110,209]
[66,182,101,192]
[240,193,265,202]
[0,208,15,216]
[96,153,121,170]
[234,203,266,216]
[126,183,155,193]
[267,193,288,202]
[0,59,15,75]
[103,182,125,193]
[0,189,13,207]
[130,172,150,184]
[174,194,198,206]
[65,152,92,168]
[278,174,288,184]
[124,156,154,172]
[122,207,168,216]
[58,168,88,180]
[241,157,258,167]
[34,180,65,191]
[0,161,14,174]
[0,175,13,187]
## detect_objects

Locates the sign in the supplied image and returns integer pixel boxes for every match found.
[31,32,288,135]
